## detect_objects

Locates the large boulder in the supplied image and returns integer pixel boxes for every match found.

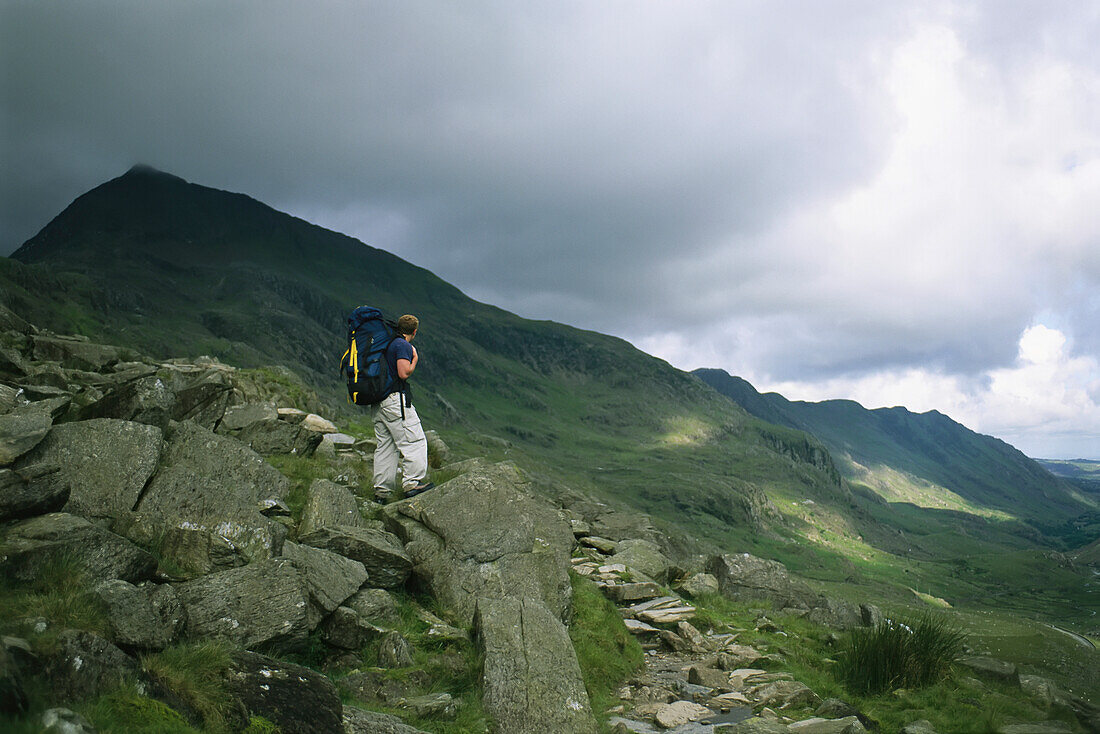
[611,538,672,584]
[223,650,342,734]
[298,525,411,590]
[281,541,368,626]
[77,363,233,430]
[216,402,279,432]
[1,512,156,584]
[136,420,289,525]
[74,374,176,428]
[707,553,822,611]
[173,558,312,650]
[299,478,366,536]
[44,630,139,702]
[384,462,575,625]
[0,402,53,466]
[15,419,163,519]
[112,511,285,580]
[477,596,597,734]
[0,463,69,522]
[93,580,186,651]
[342,706,433,734]
[31,335,123,372]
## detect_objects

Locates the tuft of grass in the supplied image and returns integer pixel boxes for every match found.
[0,550,109,650]
[141,640,236,732]
[79,684,198,734]
[568,573,644,719]
[241,715,282,733]
[836,611,965,695]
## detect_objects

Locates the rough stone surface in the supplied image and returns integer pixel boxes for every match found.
[385,462,575,625]
[611,539,672,584]
[899,721,939,734]
[718,645,764,670]
[302,413,339,433]
[345,588,399,625]
[281,541,368,625]
[40,708,97,734]
[717,720,790,734]
[996,725,1073,734]
[787,717,866,733]
[322,606,383,650]
[74,374,177,427]
[342,705,432,734]
[0,463,69,522]
[223,650,342,734]
[174,558,312,650]
[234,418,323,457]
[45,630,138,702]
[136,420,289,526]
[655,700,714,728]
[677,572,721,598]
[707,553,825,613]
[16,419,163,519]
[112,511,285,579]
[2,512,156,583]
[958,656,1020,685]
[378,630,414,668]
[0,403,53,466]
[32,335,122,371]
[298,525,411,590]
[299,478,366,536]
[747,680,821,710]
[93,579,184,651]
[216,402,278,432]
[477,596,597,734]
[688,666,731,690]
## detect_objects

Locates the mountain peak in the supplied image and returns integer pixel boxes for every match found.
[121,164,187,184]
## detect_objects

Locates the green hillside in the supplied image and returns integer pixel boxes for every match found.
[3,166,1097,635]
[694,368,1092,522]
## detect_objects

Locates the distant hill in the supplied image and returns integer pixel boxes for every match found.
[694,368,1091,522]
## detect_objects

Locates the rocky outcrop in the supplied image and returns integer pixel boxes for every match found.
[44,630,139,702]
[477,596,597,734]
[1,512,156,584]
[135,420,289,525]
[223,651,343,734]
[173,558,312,650]
[93,580,185,651]
[16,418,163,519]
[298,525,411,590]
[0,402,53,465]
[281,541,368,626]
[384,462,575,625]
[0,463,69,522]
[298,478,366,536]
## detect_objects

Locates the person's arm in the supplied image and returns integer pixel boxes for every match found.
[397,345,418,380]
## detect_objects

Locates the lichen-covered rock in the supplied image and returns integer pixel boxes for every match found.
[0,403,53,466]
[378,630,414,668]
[112,511,285,579]
[707,552,841,622]
[299,478,365,537]
[1,512,156,583]
[747,679,821,710]
[384,462,574,625]
[342,705,433,734]
[677,572,720,598]
[45,630,139,702]
[233,418,322,457]
[93,580,185,651]
[344,588,399,625]
[787,717,866,733]
[321,606,383,650]
[298,525,411,590]
[655,700,714,728]
[223,650,342,734]
[31,335,123,371]
[173,558,312,650]
[75,374,177,427]
[611,539,672,584]
[281,541,368,625]
[957,656,1019,685]
[216,402,279,432]
[136,420,289,525]
[16,419,163,519]
[477,596,597,734]
[0,463,69,522]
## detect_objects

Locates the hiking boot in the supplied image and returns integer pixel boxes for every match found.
[373,488,393,504]
[402,481,435,499]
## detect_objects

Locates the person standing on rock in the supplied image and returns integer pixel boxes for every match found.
[372,314,434,503]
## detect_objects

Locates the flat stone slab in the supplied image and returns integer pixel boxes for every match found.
[605,582,664,603]
[298,525,411,590]
[281,541,368,625]
[2,512,155,584]
[298,478,365,536]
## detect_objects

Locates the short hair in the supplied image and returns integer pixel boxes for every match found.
[397,314,419,336]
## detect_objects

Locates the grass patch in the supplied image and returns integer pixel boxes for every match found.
[0,550,109,650]
[79,684,199,734]
[836,612,966,695]
[141,640,235,732]
[568,573,644,720]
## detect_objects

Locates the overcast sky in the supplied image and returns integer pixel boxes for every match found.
[3,1,1099,458]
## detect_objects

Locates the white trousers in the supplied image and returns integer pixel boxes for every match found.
[371,392,428,493]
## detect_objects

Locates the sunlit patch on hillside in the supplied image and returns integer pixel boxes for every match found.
[655,415,716,447]
[848,459,1015,520]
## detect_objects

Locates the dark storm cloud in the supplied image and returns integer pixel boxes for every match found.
[4,1,1100,455]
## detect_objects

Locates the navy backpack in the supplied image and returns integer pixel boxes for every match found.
[341,306,398,405]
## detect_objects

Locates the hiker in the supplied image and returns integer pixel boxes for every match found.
[372,314,434,502]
